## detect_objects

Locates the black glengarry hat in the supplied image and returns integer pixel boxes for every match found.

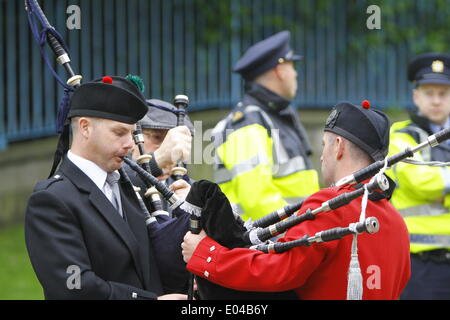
[324,101,390,161]
[68,76,147,124]
[49,75,148,177]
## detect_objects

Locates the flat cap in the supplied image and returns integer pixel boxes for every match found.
[139,99,194,134]
[233,30,302,81]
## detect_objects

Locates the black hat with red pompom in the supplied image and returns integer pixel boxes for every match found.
[324,100,390,161]
[49,75,148,177]
[68,75,148,124]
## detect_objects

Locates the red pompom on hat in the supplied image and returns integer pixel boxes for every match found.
[361,100,371,109]
[102,76,113,84]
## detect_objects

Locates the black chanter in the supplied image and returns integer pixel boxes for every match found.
[170,94,190,181]
[123,157,184,212]
[132,124,170,223]
[119,167,157,227]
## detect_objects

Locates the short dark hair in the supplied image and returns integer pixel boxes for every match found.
[326,132,373,164]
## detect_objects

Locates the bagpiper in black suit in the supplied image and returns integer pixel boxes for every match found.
[25,76,187,300]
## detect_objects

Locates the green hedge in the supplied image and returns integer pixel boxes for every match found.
[0,224,43,300]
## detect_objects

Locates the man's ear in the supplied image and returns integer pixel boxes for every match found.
[273,64,284,81]
[335,136,345,160]
[78,117,91,139]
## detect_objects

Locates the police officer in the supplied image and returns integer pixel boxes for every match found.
[212,30,320,221]
[386,53,450,299]
[25,76,187,300]
[183,102,411,300]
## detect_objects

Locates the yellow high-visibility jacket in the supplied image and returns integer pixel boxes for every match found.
[212,83,320,221]
[386,115,450,253]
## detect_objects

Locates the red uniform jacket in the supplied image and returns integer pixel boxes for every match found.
[187,182,411,300]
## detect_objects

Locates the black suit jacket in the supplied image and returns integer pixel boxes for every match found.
[25,157,164,299]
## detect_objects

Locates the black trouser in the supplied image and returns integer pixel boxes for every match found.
[401,250,450,300]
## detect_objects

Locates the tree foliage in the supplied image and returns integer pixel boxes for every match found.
[190,0,450,54]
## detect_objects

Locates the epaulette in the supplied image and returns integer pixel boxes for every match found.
[34,174,64,191]
[231,110,245,124]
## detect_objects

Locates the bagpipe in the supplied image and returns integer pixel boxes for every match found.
[122,153,389,299]
[169,126,450,299]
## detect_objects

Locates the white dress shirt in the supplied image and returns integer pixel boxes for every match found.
[67,150,118,206]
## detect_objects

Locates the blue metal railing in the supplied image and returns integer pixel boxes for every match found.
[1,0,448,150]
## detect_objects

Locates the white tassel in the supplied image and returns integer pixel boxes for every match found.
[347,235,363,300]
[346,158,388,300]
[347,255,363,300]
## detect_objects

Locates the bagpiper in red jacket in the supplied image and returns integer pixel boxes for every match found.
[187,181,411,300]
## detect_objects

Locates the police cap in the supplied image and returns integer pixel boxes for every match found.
[233,30,302,81]
[407,53,450,86]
